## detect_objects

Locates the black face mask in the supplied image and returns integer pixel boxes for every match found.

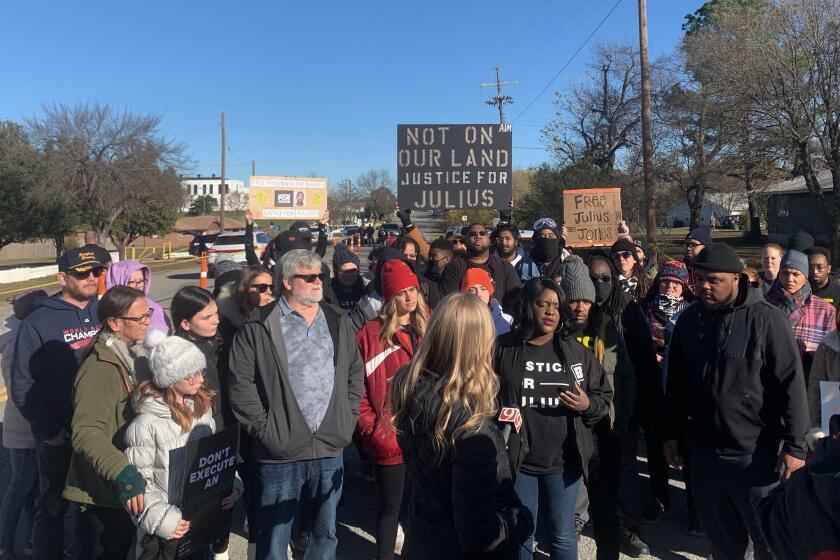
[533,237,560,262]
[594,282,612,304]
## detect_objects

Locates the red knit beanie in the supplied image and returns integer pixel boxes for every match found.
[460,268,494,297]
[381,259,420,301]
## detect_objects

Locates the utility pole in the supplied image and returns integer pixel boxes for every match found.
[220,112,226,232]
[481,67,516,124]
[638,0,657,263]
[251,160,256,177]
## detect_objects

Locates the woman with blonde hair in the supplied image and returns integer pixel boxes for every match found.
[356,259,429,559]
[391,293,533,559]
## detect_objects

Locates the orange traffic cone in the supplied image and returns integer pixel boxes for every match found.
[97,272,107,299]
[199,252,208,289]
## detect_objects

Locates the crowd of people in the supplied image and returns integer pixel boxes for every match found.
[1,210,839,560]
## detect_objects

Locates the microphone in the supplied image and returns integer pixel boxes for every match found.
[499,407,522,443]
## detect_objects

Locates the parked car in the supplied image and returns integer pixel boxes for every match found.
[188,233,218,256]
[721,215,745,230]
[342,225,362,243]
[207,230,269,270]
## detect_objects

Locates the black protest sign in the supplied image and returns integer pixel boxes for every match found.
[175,425,240,559]
[397,124,512,210]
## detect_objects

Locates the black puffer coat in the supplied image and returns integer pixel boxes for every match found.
[396,369,533,560]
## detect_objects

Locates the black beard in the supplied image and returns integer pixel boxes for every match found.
[467,246,488,258]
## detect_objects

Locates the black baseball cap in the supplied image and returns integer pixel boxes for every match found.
[59,247,104,273]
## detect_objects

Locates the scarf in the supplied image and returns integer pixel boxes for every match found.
[618,275,639,297]
[767,281,811,324]
[102,331,150,385]
[647,295,687,350]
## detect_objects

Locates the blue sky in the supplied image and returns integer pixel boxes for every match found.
[1,0,697,187]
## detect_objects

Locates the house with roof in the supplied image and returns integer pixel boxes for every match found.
[763,170,835,245]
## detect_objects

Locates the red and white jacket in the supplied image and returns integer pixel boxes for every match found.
[356,318,418,466]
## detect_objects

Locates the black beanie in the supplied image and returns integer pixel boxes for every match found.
[332,244,360,271]
[787,231,815,253]
[691,243,744,273]
[610,238,639,263]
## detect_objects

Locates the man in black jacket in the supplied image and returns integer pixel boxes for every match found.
[227,249,363,560]
[663,243,809,560]
[440,222,521,310]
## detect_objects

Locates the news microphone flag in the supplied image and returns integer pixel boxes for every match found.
[499,407,522,433]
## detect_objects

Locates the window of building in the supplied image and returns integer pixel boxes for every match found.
[203,185,207,195]
[775,195,789,218]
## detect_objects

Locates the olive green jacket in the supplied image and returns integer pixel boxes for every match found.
[63,336,138,509]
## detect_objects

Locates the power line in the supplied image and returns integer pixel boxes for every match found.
[512,0,626,124]
[511,0,597,80]
[498,0,553,65]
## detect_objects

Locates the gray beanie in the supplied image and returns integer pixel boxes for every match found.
[781,249,809,277]
[213,254,242,279]
[559,255,596,303]
[149,336,207,388]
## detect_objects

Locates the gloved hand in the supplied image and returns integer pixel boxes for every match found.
[397,209,412,228]
[115,463,147,503]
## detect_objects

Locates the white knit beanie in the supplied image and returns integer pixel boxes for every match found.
[148,335,207,388]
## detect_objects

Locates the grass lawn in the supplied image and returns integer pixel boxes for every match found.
[655,228,763,267]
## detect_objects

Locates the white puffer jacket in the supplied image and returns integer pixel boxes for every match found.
[125,394,216,539]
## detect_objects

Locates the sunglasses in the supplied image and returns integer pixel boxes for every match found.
[453,239,466,244]
[251,283,273,294]
[589,274,612,283]
[120,308,154,324]
[68,267,105,279]
[469,230,488,237]
[612,251,634,260]
[684,241,704,249]
[293,273,326,283]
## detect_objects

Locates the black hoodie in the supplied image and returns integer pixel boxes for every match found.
[664,274,810,458]
[11,294,101,441]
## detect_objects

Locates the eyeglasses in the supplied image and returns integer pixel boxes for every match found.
[589,274,612,283]
[120,308,154,324]
[293,273,326,283]
[453,239,466,245]
[684,241,704,249]
[127,279,146,288]
[469,230,488,237]
[251,283,273,294]
[612,251,634,260]
[68,267,105,280]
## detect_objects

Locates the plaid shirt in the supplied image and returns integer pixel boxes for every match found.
[790,295,837,353]
[769,292,839,354]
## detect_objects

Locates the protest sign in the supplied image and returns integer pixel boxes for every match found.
[562,188,623,247]
[397,124,512,210]
[249,176,328,220]
[175,425,240,559]
[820,381,840,434]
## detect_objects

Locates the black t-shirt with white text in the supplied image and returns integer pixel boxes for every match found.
[519,339,582,475]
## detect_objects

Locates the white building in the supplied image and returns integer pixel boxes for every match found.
[664,192,749,227]
[180,175,247,213]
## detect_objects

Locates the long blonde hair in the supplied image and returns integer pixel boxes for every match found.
[391,293,499,456]
[378,289,429,347]
[133,380,215,434]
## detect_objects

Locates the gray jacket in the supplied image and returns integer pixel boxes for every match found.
[227,299,364,463]
[125,396,216,539]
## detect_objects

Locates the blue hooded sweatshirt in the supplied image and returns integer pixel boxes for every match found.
[11,294,101,441]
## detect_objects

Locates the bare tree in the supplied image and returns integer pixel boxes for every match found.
[654,51,734,228]
[26,102,186,243]
[356,169,396,221]
[543,43,641,171]
[694,0,840,256]
[328,179,361,225]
